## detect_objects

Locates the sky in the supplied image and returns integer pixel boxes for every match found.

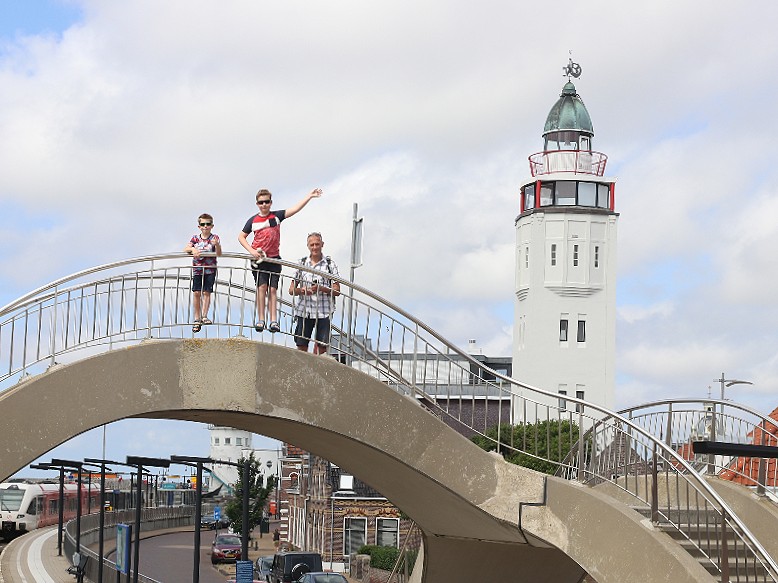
[3,0,778,478]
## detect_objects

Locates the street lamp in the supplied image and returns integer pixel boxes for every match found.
[29,462,66,555]
[716,372,753,401]
[126,456,170,583]
[170,455,214,583]
[85,457,125,583]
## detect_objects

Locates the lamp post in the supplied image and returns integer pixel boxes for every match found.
[85,457,125,583]
[50,458,94,556]
[29,462,65,555]
[170,455,213,583]
[126,456,170,583]
[716,372,753,401]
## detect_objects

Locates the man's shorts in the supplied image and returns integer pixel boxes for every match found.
[293,316,331,348]
[251,258,282,288]
[192,271,216,293]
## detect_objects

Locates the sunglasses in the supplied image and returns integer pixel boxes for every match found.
[256,200,272,205]
[199,222,212,227]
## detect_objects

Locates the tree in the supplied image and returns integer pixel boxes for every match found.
[471,419,580,475]
[225,452,277,536]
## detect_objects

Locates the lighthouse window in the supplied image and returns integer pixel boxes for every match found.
[573,245,579,266]
[578,182,597,206]
[556,182,576,206]
[577,320,586,343]
[539,183,553,206]
[594,246,600,268]
[523,184,535,210]
[597,184,610,208]
[559,319,569,342]
[551,244,557,266]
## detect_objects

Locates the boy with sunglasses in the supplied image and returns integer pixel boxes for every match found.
[184,213,222,333]
[238,187,322,333]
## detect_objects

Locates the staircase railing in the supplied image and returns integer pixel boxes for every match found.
[2,253,777,582]
[619,399,778,497]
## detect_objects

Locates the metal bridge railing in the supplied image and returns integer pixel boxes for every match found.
[2,253,777,582]
[619,399,778,498]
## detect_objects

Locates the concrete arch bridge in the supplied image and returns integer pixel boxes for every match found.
[1,254,777,583]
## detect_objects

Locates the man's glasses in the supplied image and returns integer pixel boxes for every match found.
[199,222,212,227]
[257,199,272,205]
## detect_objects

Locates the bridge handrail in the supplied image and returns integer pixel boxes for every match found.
[2,253,777,580]
[619,398,778,495]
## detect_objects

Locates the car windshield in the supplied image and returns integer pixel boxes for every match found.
[259,557,273,570]
[216,535,241,545]
[0,488,25,511]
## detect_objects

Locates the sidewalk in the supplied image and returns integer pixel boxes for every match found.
[0,526,73,583]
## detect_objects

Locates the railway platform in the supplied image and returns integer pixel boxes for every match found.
[0,526,73,583]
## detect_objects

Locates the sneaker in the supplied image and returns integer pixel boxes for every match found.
[268,321,280,333]
[255,320,265,333]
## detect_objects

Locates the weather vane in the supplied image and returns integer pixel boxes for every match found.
[562,51,582,80]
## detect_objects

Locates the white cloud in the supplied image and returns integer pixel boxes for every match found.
[4,0,778,475]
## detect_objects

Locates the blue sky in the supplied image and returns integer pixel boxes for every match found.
[0,0,81,39]
[3,0,778,479]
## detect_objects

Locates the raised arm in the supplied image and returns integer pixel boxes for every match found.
[284,188,322,219]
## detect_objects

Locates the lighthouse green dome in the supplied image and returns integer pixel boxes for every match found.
[543,81,594,136]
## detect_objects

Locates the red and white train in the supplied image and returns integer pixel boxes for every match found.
[0,481,100,539]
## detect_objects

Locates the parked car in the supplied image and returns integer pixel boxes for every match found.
[211,534,242,564]
[256,555,274,581]
[201,515,231,530]
[269,552,323,583]
[296,573,349,583]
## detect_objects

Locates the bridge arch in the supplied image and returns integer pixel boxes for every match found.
[1,338,713,583]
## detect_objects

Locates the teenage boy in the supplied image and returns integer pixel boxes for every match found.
[184,213,222,333]
[289,232,340,355]
[238,187,322,332]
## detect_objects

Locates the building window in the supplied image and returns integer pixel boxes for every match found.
[225,438,231,445]
[577,320,586,343]
[556,181,576,205]
[575,389,585,413]
[573,244,579,267]
[551,244,557,266]
[594,246,599,268]
[559,319,568,342]
[525,246,529,269]
[236,437,242,446]
[214,437,220,446]
[558,389,567,411]
[523,184,535,210]
[376,518,399,547]
[344,517,367,556]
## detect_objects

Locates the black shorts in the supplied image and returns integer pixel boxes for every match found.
[293,316,331,348]
[192,271,216,293]
[251,258,282,288]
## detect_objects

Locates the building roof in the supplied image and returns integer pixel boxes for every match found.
[543,81,594,136]
[719,406,778,486]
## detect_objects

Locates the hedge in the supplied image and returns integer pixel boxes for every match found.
[357,545,417,572]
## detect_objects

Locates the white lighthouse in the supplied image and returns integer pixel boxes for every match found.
[513,64,617,413]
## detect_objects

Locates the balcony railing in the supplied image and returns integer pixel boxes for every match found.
[528,150,608,177]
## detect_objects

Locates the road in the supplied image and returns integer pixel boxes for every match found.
[134,530,234,583]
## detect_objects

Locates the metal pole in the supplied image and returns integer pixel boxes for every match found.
[193,462,203,583]
[98,461,106,583]
[57,467,65,556]
[242,460,250,561]
[76,464,83,554]
[133,464,142,583]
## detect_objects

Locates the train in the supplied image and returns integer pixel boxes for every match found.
[0,480,100,540]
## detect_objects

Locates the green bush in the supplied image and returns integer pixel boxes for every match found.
[357,545,417,572]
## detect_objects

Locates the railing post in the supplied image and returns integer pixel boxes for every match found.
[756,457,767,497]
[577,412,585,483]
[49,286,59,367]
[665,403,673,447]
[708,404,717,475]
[720,511,730,583]
[651,442,659,524]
